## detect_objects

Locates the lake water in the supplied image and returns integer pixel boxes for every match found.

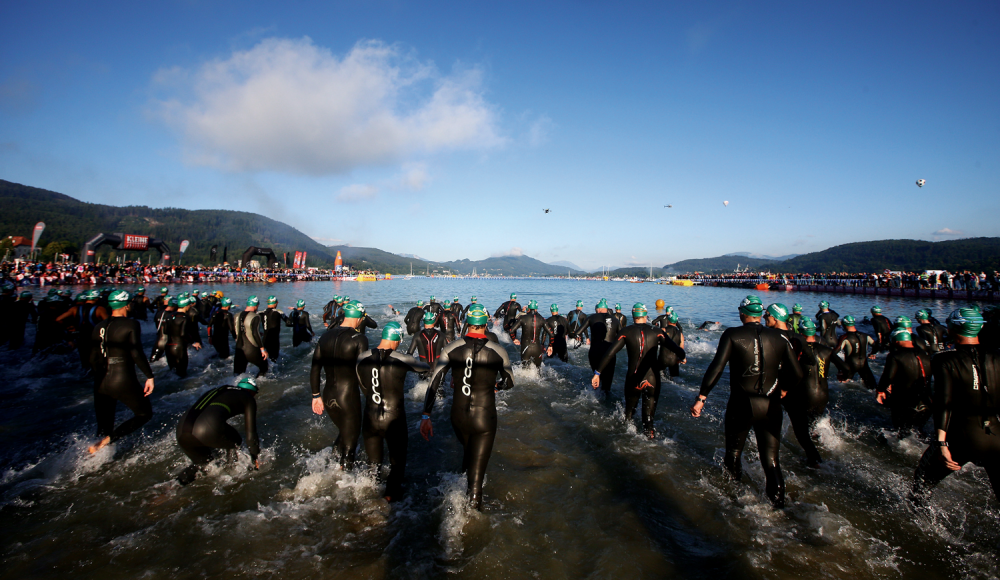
[1,279,997,579]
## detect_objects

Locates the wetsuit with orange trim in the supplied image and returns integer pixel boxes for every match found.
[508,310,549,367]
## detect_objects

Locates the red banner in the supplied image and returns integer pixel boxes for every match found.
[31,222,45,252]
[293,251,301,268]
[301,251,307,268]
[121,234,149,251]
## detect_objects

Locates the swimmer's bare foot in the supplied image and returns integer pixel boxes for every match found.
[88,436,111,454]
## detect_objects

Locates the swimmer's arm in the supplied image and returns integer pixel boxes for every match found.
[661,330,685,359]
[423,343,456,414]
[931,358,953,433]
[365,314,378,329]
[130,322,155,379]
[699,331,732,398]
[309,342,323,397]
[394,351,430,373]
[783,338,804,385]
[406,335,418,355]
[594,335,626,375]
[245,396,260,463]
[493,343,515,390]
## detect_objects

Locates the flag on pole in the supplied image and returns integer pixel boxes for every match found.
[31,222,45,254]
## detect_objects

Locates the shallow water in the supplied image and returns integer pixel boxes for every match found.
[1,280,997,579]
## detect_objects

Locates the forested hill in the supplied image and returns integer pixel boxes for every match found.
[663,238,1000,274]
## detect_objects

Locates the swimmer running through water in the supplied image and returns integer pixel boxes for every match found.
[175,377,260,485]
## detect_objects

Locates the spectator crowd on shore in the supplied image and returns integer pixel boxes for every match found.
[677,269,1000,292]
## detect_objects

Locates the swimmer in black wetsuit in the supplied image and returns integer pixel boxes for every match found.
[698,321,721,331]
[175,377,260,485]
[493,293,522,336]
[876,327,933,437]
[450,296,464,322]
[582,299,621,399]
[286,299,315,346]
[566,300,589,346]
[151,287,169,317]
[509,300,548,367]
[657,312,685,378]
[438,300,460,342]
[913,308,1000,503]
[404,300,426,335]
[424,296,443,319]
[462,305,501,343]
[87,290,155,455]
[612,303,628,330]
[651,305,675,331]
[914,309,948,355]
[10,291,37,350]
[355,322,430,501]
[691,295,803,508]
[261,296,286,359]
[330,304,378,338]
[57,289,109,374]
[322,295,342,328]
[834,315,877,390]
[164,295,203,377]
[208,297,236,359]
[234,296,269,377]
[782,318,847,467]
[310,300,370,468]
[33,290,65,353]
[129,287,150,321]
[592,303,685,437]
[869,306,893,354]
[419,307,515,509]
[787,304,805,335]
[816,301,840,348]
[0,283,17,347]
[461,296,480,320]
[543,304,569,362]
[150,296,175,362]
[407,311,445,373]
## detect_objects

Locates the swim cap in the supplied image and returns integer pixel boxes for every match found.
[0,283,13,294]
[267,296,277,305]
[765,303,789,322]
[75,293,87,303]
[246,295,259,307]
[632,303,647,317]
[429,295,436,302]
[382,321,404,341]
[471,296,477,302]
[296,299,305,308]
[178,295,193,308]
[528,300,538,310]
[454,296,459,302]
[947,308,984,338]
[343,300,365,319]
[333,295,341,303]
[192,290,200,296]
[237,377,258,392]
[596,298,609,310]
[108,290,131,310]
[416,300,424,307]
[655,299,665,310]
[871,305,881,314]
[792,304,803,313]
[615,303,622,311]
[19,291,31,300]
[576,300,584,307]
[665,305,675,315]
[444,300,452,308]
[136,286,145,294]
[895,316,912,328]
[891,328,912,342]
[739,295,764,316]
[220,297,232,307]
[466,307,489,326]
[60,289,72,298]
[160,287,168,294]
[510,293,516,299]
[423,311,437,325]
[819,300,830,309]
[214,291,223,298]
[168,297,179,307]
[842,315,856,327]
[47,289,58,296]
[667,312,679,324]
[550,303,559,313]
[84,289,100,300]
[342,296,350,303]
[915,309,930,321]
[799,318,818,336]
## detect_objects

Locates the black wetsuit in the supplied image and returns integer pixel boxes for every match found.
[311,326,369,467]
[783,338,846,465]
[177,386,258,466]
[870,314,893,354]
[34,298,65,353]
[150,308,172,361]
[437,310,460,343]
[787,313,805,335]
[404,306,425,335]
[423,334,514,509]
[583,312,621,397]
[493,300,522,335]
[651,314,670,331]
[163,311,194,377]
[10,298,37,350]
[423,301,443,321]
[657,324,684,377]
[287,309,315,346]
[914,344,1000,502]
[406,327,445,372]
[185,308,207,348]
[877,347,933,435]
[261,307,286,359]
[700,322,804,508]
[69,304,107,372]
[0,293,15,346]
[508,311,549,367]
[355,348,429,499]
[595,323,685,434]
[835,330,877,389]
[612,311,628,331]
[129,294,150,321]
[914,322,948,355]
[90,317,155,443]
[234,311,267,377]
[566,309,589,344]
[461,302,483,320]
[331,311,379,338]
[450,301,464,322]
[322,300,338,327]
[816,309,840,348]
[543,314,569,362]
[209,308,236,359]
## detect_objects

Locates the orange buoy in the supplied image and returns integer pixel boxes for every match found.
[755,283,769,291]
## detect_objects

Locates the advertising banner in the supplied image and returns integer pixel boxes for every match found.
[121,234,150,251]
[31,222,45,253]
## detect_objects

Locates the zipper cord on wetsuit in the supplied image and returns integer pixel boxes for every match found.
[755,326,765,394]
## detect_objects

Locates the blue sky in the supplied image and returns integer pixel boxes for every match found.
[2,1,997,270]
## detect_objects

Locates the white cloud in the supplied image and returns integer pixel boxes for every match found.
[492,247,523,257]
[933,228,963,236]
[337,183,379,201]
[153,38,504,175]
[397,162,428,191]
[528,115,553,147]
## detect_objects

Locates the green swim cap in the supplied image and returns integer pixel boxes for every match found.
[739,295,764,316]
[596,298,609,310]
[267,296,277,305]
[84,289,101,300]
[842,315,856,327]
[75,293,87,304]
[108,290,131,310]
[632,302,647,317]
[891,328,912,342]
[895,315,912,328]
[871,305,881,314]
[160,287,168,294]
[510,293,516,300]
[528,300,538,310]
[550,303,559,313]
[192,289,200,296]
[343,300,365,319]
[454,296,459,301]
[342,296,350,303]
[471,296,477,302]
[800,318,818,336]
[237,377,258,392]
[915,309,930,321]
[47,289,59,296]
[333,295,341,302]
[168,297,179,307]
[466,307,489,326]
[444,300,452,308]
[820,300,830,309]
[178,295,193,308]
[947,308,984,338]
[382,321,404,341]
[246,295,259,307]
[665,305,675,315]
[60,289,72,298]
[416,300,424,307]
[19,291,32,300]
[576,300,584,307]
[423,311,436,325]
[765,303,789,322]
[615,303,622,311]
[667,312,679,324]
[429,295,436,302]
[792,303,803,313]
[136,286,145,294]
[220,297,232,307]
[296,299,305,308]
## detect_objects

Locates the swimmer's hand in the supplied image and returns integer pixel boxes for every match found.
[939,446,961,471]
[311,396,324,415]
[513,339,520,346]
[876,391,888,405]
[585,338,591,345]
[261,348,268,360]
[590,373,600,389]
[254,459,260,470]
[420,417,434,440]
[690,396,706,418]
[780,390,787,398]
[192,342,202,351]
[868,354,876,361]
[143,378,155,397]
[546,347,553,357]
